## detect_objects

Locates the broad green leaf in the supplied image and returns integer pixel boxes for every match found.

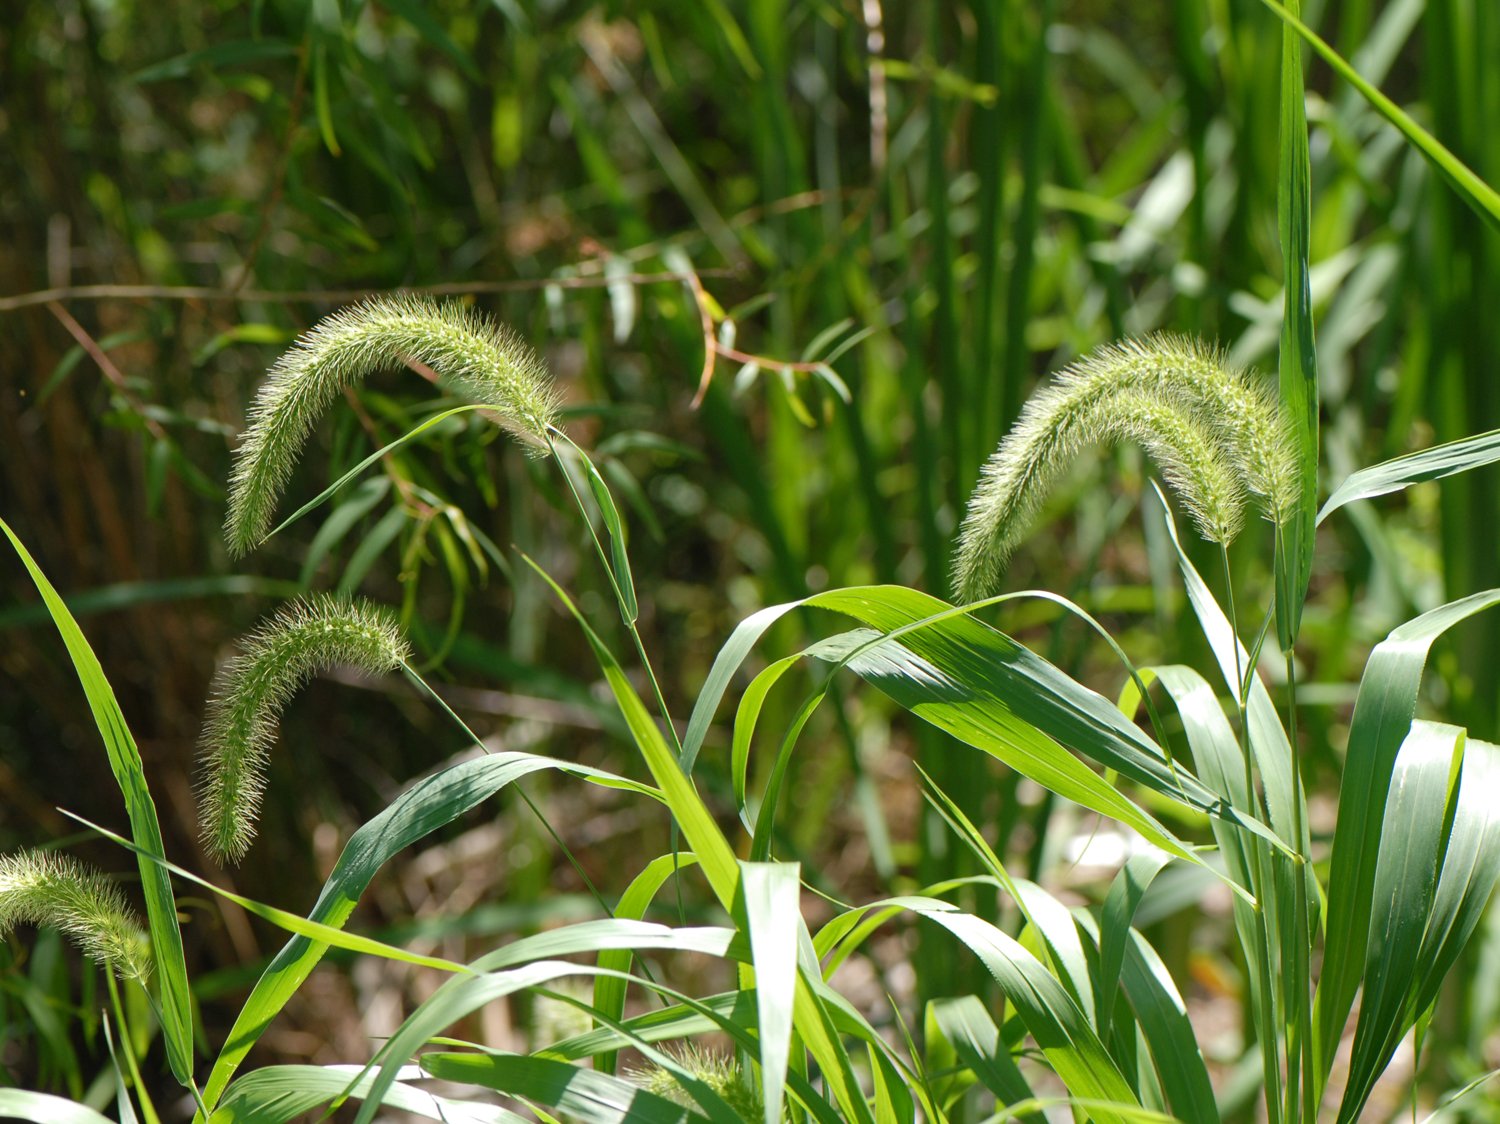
[525,557,738,909]
[352,932,742,1124]
[1096,852,1171,1037]
[0,519,195,1086]
[0,1091,117,1124]
[592,853,701,1075]
[738,862,799,1124]
[1273,0,1318,651]
[1257,0,1500,231]
[1317,589,1500,1073]
[1413,738,1500,1016]
[1319,429,1500,524]
[421,1052,712,1123]
[211,1064,523,1123]
[1337,722,1464,1123]
[929,996,1034,1105]
[196,752,656,1113]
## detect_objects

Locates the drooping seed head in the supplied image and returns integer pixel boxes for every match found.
[196,595,411,864]
[0,850,151,981]
[226,296,560,557]
[953,334,1297,602]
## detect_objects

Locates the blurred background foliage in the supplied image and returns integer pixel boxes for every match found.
[2,0,1499,1116]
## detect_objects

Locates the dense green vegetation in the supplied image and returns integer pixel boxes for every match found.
[3,1,1500,1120]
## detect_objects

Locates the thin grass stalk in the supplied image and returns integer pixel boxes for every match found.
[546,430,682,759]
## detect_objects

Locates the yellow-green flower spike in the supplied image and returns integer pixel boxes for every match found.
[196,595,411,863]
[953,334,1297,602]
[226,296,559,557]
[0,851,151,981]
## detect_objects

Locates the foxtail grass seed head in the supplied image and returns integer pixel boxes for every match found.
[631,1044,766,1121]
[196,595,411,864]
[0,851,151,981]
[225,295,560,557]
[953,333,1297,602]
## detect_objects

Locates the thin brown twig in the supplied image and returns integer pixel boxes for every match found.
[0,271,732,314]
[45,301,168,441]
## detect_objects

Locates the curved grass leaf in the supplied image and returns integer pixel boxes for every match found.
[210,1064,524,1124]
[1335,720,1463,1123]
[593,853,702,1075]
[0,519,194,1086]
[1316,588,1500,1075]
[353,936,742,1124]
[929,996,1034,1106]
[1318,429,1500,524]
[420,1051,712,1123]
[196,752,659,1113]
[737,862,799,1124]
[0,1091,117,1124]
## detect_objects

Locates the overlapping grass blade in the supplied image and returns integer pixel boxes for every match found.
[592,853,702,1075]
[420,1051,716,1123]
[737,862,799,1124]
[1256,0,1500,230]
[0,518,194,1086]
[209,1063,523,1124]
[1316,588,1500,1076]
[928,996,1034,1105]
[0,1091,116,1124]
[196,752,660,1113]
[1319,429,1500,523]
[1335,721,1463,1122]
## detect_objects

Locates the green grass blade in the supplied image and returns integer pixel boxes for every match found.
[738,863,799,1124]
[1096,852,1171,1038]
[1273,0,1319,650]
[1336,721,1464,1123]
[593,853,702,1076]
[1316,589,1500,1076]
[421,1051,715,1123]
[197,752,656,1112]
[265,404,485,542]
[211,1063,525,1123]
[1319,429,1500,523]
[928,996,1034,1105]
[1413,738,1500,1016]
[0,1091,116,1124]
[552,431,640,625]
[524,556,740,910]
[907,899,1142,1119]
[1257,0,1500,231]
[0,518,195,1087]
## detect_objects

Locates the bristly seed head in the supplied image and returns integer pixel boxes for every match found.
[952,333,1299,602]
[225,295,560,558]
[0,850,151,981]
[196,595,411,864]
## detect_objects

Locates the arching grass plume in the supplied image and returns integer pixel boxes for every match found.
[226,296,560,557]
[196,595,411,863]
[953,334,1297,601]
[0,850,151,981]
